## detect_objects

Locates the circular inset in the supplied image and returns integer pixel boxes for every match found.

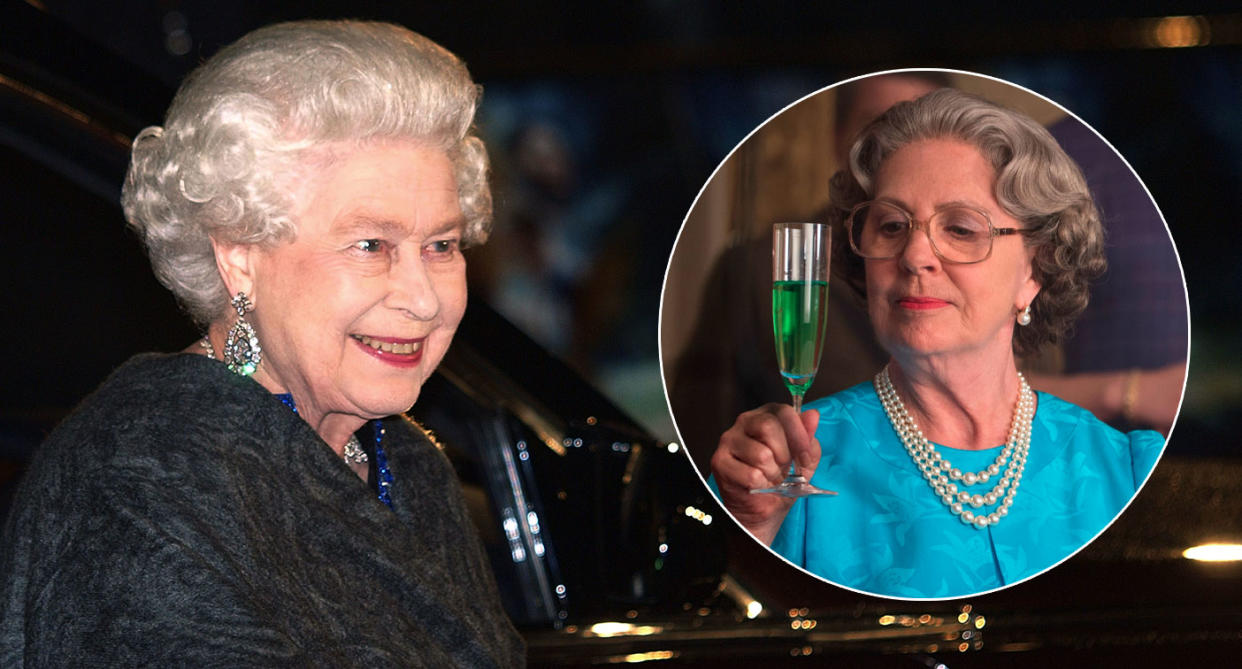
[659,69,1188,599]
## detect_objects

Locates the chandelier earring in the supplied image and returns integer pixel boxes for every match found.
[224,292,262,376]
[1016,304,1032,326]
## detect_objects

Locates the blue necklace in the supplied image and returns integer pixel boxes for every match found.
[275,394,394,510]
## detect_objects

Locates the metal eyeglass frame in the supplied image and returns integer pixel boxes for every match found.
[845,199,1032,265]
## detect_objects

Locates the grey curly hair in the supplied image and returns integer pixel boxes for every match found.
[829,87,1106,356]
[121,20,491,326]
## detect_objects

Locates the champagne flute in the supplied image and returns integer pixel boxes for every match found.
[750,222,838,498]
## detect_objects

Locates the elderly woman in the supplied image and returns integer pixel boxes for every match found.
[711,89,1165,599]
[0,21,523,664]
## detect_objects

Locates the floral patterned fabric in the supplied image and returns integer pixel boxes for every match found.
[759,381,1163,599]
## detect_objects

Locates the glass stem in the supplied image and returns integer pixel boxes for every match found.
[790,392,804,479]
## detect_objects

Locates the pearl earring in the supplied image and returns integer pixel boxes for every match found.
[1016,304,1032,326]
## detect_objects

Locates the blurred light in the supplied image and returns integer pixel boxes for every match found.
[746,601,763,619]
[555,584,567,596]
[975,615,986,629]
[878,614,896,626]
[586,416,597,425]
[589,622,663,638]
[918,614,931,624]
[1151,15,1209,48]
[667,442,680,453]
[684,505,713,526]
[958,642,969,652]
[620,650,674,663]
[590,622,634,637]
[162,11,192,56]
[1183,543,1242,561]
[658,543,668,554]
[958,612,970,623]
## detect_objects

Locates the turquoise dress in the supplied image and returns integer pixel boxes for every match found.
[719,381,1165,600]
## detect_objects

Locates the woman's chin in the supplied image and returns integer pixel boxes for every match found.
[348,387,420,420]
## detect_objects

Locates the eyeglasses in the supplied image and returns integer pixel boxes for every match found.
[846,200,1029,265]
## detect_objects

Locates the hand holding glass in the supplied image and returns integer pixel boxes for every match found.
[750,223,837,498]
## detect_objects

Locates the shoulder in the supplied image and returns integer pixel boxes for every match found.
[1034,392,1165,481]
[27,353,290,485]
[1037,392,1164,448]
[802,381,885,459]
[804,380,878,420]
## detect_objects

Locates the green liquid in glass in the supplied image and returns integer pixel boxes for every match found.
[772,279,829,396]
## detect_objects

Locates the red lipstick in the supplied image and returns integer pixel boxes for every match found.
[351,335,425,368]
[897,297,950,310]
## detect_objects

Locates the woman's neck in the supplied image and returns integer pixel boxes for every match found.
[190,325,369,462]
[886,346,1025,451]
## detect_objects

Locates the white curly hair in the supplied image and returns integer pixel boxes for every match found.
[121,20,491,325]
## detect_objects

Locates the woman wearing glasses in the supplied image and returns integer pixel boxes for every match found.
[710,89,1164,599]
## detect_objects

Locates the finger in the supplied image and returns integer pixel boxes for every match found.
[763,405,812,470]
[718,426,786,483]
[796,409,822,472]
[735,406,796,469]
[714,450,785,491]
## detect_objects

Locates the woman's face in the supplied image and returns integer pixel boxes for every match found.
[244,141,466,422]
[864,138,1040,362]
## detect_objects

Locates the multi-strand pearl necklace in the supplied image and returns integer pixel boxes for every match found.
[874,367,1034,530]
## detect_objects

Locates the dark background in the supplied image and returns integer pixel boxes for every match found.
[2,1,1237,446]
[2,4,1241,663]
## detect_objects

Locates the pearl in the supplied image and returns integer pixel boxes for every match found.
[875,367,1033,531]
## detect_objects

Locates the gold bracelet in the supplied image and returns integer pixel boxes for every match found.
[1121,368,1140,424]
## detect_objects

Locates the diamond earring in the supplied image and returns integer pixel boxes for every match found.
[224,292,261,376]
[1016,304,1032,326]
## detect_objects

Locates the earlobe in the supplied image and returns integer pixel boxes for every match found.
[211,237,257,297]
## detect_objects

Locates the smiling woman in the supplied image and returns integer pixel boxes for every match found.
[218,141,469,470]
[0,20,523,666]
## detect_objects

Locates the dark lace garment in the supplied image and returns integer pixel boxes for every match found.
[1,354,524,667]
